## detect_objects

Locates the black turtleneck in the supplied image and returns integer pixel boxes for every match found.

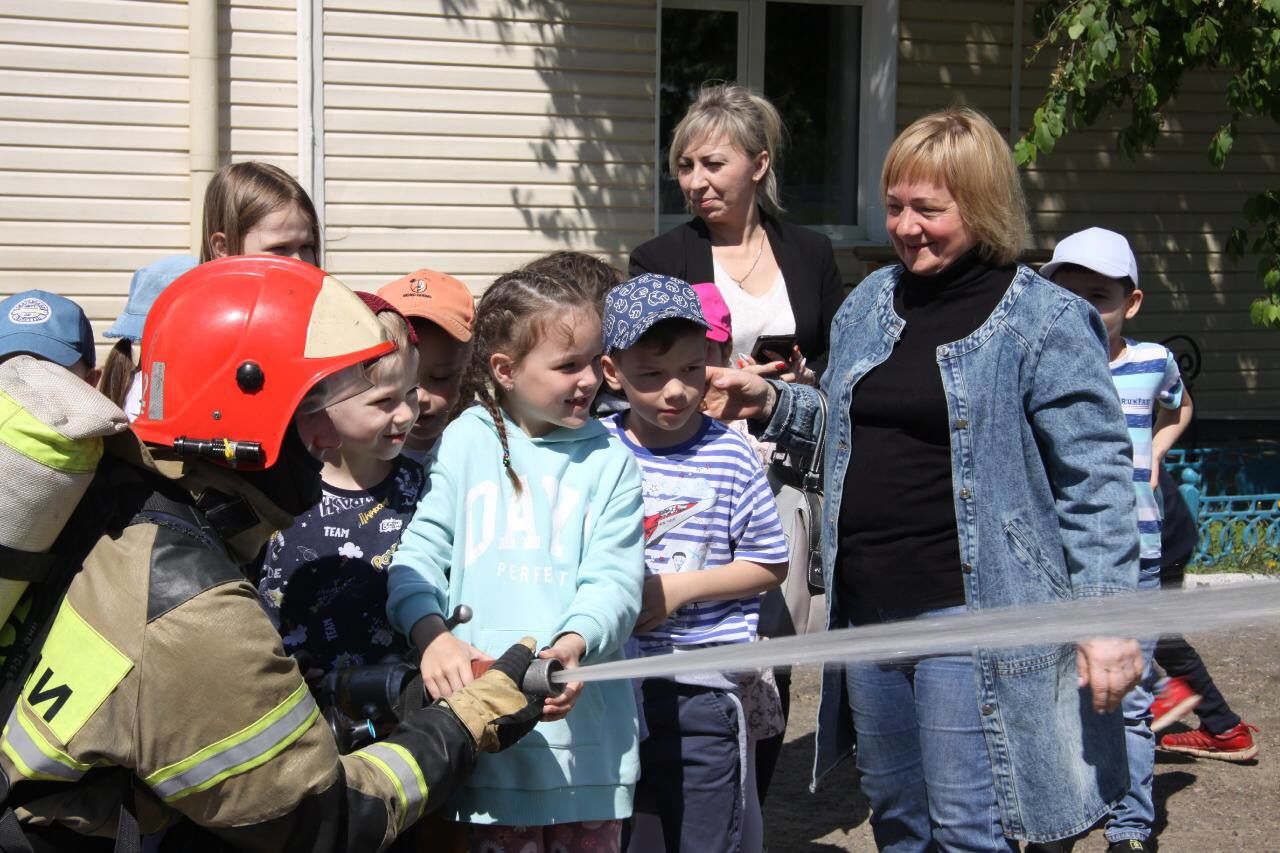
[838,248,1015,613]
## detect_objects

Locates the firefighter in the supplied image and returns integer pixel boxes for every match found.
[0,256,543,851]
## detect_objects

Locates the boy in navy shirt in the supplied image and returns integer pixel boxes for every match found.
[258,295,424,672]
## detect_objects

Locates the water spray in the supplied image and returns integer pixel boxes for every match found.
[549,582,1280,686]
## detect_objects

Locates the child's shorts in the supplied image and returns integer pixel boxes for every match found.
[633,679,744,853]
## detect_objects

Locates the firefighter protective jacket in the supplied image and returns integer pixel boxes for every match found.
[0,435,476,851]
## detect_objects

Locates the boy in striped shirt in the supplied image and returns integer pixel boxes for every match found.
[600,273,787,853]
[1045,227,1192,853]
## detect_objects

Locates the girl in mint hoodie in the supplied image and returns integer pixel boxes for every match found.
[387,268,644,851]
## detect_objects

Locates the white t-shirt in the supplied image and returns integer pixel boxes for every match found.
[712,260,796,361]
[123,370,143,421]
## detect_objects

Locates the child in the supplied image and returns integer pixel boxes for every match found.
[386,268,644,851]
[0,291,128,667]
[376,268,474,464]
[201,161,320,265]
[600,273,788,853]
[691,282,734,369]
[0,289,100,384]
[1044,227,1192,853]
[100,255,198,417]
[522,250,624,307]
[519,251,630,418]
[1150,466,1259,760]
[257,294,424,673]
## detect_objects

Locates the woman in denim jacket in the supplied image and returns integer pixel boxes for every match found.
[705,108,1143,850]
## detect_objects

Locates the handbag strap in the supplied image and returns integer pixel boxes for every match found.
[769,387,828,492]
[804,392,828,491]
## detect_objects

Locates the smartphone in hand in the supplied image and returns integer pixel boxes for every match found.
[750,334,798,363]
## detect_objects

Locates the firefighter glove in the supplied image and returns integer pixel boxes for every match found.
[438,637,543,752]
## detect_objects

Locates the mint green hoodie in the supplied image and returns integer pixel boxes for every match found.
[387,405,644,825]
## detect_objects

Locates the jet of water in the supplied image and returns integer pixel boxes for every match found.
[553,582,1280,685]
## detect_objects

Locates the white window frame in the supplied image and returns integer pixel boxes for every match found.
[655,0,897,245]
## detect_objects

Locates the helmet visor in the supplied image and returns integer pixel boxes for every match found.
[297,361,374,415]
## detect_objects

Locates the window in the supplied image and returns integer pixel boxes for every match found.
[657,0,897,243]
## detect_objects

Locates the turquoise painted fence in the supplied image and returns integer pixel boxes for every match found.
[1165,446,1280,568]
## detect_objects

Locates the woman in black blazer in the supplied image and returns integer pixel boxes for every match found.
[629,84,845,376]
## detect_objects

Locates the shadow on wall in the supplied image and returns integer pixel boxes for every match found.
[898,10,1276,418]
[438,0,654,262]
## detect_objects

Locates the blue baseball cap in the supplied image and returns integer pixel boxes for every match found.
[105,255,199,343]
[603,273,710,353]
[0,290,97,369]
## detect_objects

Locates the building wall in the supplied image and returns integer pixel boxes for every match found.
[2,0,1274,418]
[0,0,193,355]
[223,0,300,175]
[897,0,1279,418]
[320,0,657,294]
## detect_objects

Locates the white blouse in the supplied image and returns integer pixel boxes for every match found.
[712,260,797,361]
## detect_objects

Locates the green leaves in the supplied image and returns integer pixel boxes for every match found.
[1209,123,1235,166]
[1249,296,1280,328]
[1019,0,1280,328]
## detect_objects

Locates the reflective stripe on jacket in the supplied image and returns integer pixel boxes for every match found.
[0,436,474,851]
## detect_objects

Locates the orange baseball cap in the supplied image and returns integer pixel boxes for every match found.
[376,268,474,343]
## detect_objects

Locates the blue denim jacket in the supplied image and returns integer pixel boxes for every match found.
[761,263,1139,842]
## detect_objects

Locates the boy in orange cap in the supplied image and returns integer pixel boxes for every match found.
[377,268,475,464]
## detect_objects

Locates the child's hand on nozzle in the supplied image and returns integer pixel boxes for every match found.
[412,614,492,700]
[538,632,587,722]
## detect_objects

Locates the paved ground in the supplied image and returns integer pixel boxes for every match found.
[763,622,1278,852]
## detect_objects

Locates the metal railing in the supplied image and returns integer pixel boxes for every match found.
[1165,446,1280,568]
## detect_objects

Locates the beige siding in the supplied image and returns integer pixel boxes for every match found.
[0,0,191,357]
[897,0,1280,419]
[222,0,299,170]
[321,0,657,294]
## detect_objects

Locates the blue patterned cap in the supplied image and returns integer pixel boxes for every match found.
[602,273,710,353]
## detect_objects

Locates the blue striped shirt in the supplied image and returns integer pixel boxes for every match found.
[605,414,788,655]
[1111,339,1184,559]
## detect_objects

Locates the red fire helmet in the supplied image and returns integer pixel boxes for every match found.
[132,256,394,469]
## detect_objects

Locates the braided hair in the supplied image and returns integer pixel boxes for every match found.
[460,268,600,493]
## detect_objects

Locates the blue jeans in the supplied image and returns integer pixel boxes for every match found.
[845,605,1018,853]
[1106,558,1162,843]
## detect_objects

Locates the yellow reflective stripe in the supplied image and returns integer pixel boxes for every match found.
[349,750,407,828]
[1,706,90,782]
[0,389,103,473]
[144,681,318,802]
[350,741,428,831]
[360,742,428,828]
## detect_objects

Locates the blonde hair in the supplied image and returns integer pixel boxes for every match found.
[881,107,1028,266]
[369,310,413,386]
[200,162,320,263]
[669,83,785,214]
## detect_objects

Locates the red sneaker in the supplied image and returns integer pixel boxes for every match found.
[1150,676,1202,733]
[1159,722,1260,762]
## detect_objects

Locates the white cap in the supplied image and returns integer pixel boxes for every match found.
[1040,227,1139,287]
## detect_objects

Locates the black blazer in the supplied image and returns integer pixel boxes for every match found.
[628,210,845,373]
